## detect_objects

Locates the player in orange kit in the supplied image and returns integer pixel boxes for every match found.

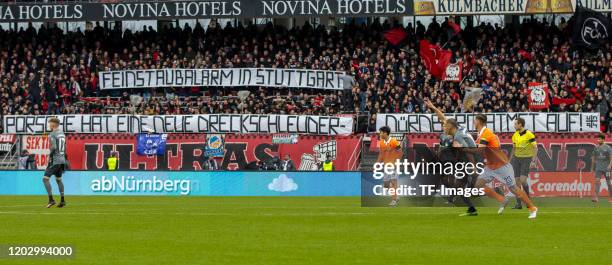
[377,126,402,207]
[472,114,538,219]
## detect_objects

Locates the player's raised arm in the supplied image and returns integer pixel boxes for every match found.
[424,99,446,123]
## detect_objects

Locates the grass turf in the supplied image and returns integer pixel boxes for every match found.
[0,196,610,265]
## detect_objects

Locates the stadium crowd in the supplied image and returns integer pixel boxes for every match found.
[0,17,611,132]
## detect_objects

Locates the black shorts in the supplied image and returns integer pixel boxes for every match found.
[511,157,531,177]
[44,164,65,178]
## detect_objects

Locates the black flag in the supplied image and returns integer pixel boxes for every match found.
[572,6,612,50]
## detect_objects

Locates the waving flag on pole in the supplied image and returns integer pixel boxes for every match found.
[448,20,462,35]
[518,49,534,61]
[384,27,408,46]
[419,40,452,80]
[572,6,611,50]
[445,18,462,43]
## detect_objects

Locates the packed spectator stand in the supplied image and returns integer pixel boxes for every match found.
[1,17,611,133]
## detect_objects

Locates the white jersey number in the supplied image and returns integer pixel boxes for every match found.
[57,137,66,155]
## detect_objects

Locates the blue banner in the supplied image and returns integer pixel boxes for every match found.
[0,171,360,196]
[136,134,168,155]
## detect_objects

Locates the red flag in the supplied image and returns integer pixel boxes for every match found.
[569,86,586,101]
[518,49,534,61]
[384,28,407,46]
[443,61,462,82]
[528,82,551,110]
[448,20,462,35]
[419,40,452,79]
[552,97,577,106]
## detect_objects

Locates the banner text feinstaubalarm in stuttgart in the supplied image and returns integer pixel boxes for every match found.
[99,68,344,90]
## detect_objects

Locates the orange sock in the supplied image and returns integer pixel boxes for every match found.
[483,186,505,203]
[514,189,536,210]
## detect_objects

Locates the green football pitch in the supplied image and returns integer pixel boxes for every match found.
[0,196,610,265]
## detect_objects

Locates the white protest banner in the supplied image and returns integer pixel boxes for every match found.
[3,114,354,135]
[376,112,600,133]
[99,68,345,90]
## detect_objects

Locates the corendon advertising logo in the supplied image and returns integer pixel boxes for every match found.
[90,175,192,195]
[528,172,609,197]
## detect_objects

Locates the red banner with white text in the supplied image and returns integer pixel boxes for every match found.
[528,82,551,110]
[22,134,362,171]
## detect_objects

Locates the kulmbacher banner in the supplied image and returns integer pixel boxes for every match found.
[576,0,612,12]
[3,114,354,135]
[376,112,600,133]
[414,0,577,15]
[0,0,411,22]
[99,68,344,90]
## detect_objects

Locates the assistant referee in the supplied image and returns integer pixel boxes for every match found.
[510,117,537,209]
